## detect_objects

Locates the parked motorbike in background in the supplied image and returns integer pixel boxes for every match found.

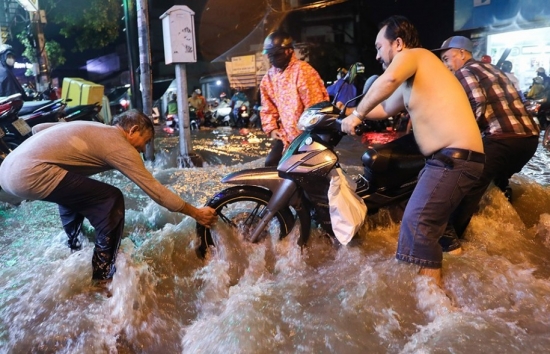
[248,104,262,129]
[195,72,425,258]
[0,95,23,163]
[525,98,549,129]
[164,112,179,134]
[0,94,28,151]
[212,99,233,126]
[61,102,102,123]
[0,93,103,151]
[233,103,250,128]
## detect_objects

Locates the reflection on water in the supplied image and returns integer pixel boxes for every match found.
[1,131,550,353]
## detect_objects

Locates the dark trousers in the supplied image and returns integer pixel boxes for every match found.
[443,135,538,243]
[264,139,285,167]
[43,171,125,280]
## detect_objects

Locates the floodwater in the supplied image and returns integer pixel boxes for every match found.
[1,128,550,353]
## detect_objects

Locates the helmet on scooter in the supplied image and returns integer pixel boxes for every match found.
[501,60,513,73]
[534,76,543,84]
[262,31,294,55]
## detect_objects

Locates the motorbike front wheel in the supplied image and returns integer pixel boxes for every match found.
[196,186,296,258]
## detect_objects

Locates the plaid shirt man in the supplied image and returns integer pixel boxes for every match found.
[454,59,539,138]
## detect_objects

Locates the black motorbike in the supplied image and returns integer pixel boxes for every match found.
[195,76,425,258]
[0,94,30,150]
[0,94,103,152]
[0,95,23,164]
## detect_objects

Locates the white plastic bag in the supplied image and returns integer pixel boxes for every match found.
[327,168,367,245]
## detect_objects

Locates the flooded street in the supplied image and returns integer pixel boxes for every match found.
[1,128,550,353]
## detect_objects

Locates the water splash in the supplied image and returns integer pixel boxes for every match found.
[1,131,550,353]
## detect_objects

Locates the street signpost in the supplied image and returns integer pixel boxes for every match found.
[160,5,202,168]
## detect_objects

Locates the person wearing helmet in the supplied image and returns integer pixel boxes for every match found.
[526,76,546,100]
[188,88,206,125]
[229,86,249,125]
[501,60,522,94]
[0,44,27,98]
[432,35,538,254]
[259,30,328,166]
[536,67,550,89]
[534,67,550,128]
[480,54,491,64]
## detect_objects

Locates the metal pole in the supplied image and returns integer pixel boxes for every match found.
[30,11,50,92]
[175,63,194,167]
[122,0,142,111]
[136,0,154,161]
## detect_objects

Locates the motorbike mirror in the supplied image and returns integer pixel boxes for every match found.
[362,75,379,94]
[345,62,365,85]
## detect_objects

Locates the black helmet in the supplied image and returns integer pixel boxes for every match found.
[501,60,512,73]
[0,43,13,56]
[262,31,294,55]
[0,44,14,67]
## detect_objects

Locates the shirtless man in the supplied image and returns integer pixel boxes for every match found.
[341,15,484,286]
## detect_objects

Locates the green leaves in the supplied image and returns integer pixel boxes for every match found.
[43,0,122,52]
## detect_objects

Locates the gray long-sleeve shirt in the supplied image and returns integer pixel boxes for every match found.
[0,121,186,212]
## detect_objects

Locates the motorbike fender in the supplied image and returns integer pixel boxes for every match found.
[222,167,299,213]
[222,167,284,191]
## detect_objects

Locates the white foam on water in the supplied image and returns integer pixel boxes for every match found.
[2,138,550,352]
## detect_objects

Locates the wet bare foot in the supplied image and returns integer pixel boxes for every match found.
[419,267,442,288]
[447,247,463,256]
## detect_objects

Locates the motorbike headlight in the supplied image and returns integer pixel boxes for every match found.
[297,109,324,130]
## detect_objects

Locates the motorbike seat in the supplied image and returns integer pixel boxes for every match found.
[361,133,425,188]
[19,100,59,116]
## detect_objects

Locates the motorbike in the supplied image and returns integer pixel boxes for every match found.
[212,99,233,126]
[0,94,31,150]
[195,74,426,258]
[0,94,103,151]
[164,106,202,133]
[233,103,250,128]
[525,98,549,129]
[248,104,262,129]
[0,95,24,163]
[60,102,102,123]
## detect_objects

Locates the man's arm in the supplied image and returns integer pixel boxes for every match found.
[357,51,416,117]
[341,50,417,134]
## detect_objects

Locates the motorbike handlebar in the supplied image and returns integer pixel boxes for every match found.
[335,117,370,136]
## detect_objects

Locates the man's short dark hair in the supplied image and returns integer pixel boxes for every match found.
[379,15,422,49]
[112,109,154,137]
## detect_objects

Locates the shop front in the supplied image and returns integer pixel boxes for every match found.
[456,0,550,92]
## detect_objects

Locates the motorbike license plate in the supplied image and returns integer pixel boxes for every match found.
[12,118,32,136]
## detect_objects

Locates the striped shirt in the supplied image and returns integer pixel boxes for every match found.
[260,53,329,147]
[455,59,539,138]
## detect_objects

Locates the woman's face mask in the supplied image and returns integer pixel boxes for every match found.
[5,56,14,67]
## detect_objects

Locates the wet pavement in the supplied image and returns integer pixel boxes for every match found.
[155,125,403,170]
